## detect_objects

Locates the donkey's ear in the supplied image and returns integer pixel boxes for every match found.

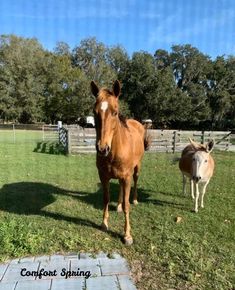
[189,138,201,149]
[206,139,214,153]
[90,81,99,97]
[113,80,121,98]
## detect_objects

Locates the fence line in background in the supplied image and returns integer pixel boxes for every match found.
[0,124,234,152]
[0,124,59,142]
[42,125,59,141]
[59,128,235,154]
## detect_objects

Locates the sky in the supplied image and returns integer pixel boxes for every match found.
[0,0,235,58]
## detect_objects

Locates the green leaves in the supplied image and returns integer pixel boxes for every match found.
[0,36,234,129]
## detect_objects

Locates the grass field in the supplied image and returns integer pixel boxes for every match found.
[0,130,234,290]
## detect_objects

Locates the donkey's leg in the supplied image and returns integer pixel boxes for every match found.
[190,179,195,199]
[101,179,110,231]
[117,179,123,213]
[201,180,209,208]
[133,163,141,205]
[121,176,133,245]
[194,182,200,213]
[182,174,187,195]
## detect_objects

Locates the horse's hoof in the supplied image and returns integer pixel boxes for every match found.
[117,204,123,213]
[124,236,133,246]
[133,200,138,205]
[101,222,108,231]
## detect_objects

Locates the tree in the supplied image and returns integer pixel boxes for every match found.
[106,45,130,81]
[0,35,46,123]
[72,37,117,86]
[42,52,91,124]
[170,44,212,127]
[54,41,71,56]
[208,56,235,128]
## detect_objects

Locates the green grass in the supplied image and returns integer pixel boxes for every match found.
[0,130,234,290]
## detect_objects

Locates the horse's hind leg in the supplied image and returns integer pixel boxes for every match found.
[133,163,140,205]
[100,179,110,231]
[117,179,123,212]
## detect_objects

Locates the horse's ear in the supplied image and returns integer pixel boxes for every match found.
[91,81,99,97]
[206,139,214,153]
[113,80,121,98]
[189,138,201,150]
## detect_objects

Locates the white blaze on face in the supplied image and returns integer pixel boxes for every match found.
[100,101,108,112]
[192,151,208,180]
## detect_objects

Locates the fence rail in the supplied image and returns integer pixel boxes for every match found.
[59,128,235,154]
[1,124,233,152]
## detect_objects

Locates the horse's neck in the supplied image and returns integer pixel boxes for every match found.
[111,121,129,153]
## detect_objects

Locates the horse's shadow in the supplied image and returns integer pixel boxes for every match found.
[0,181,187,239]
[0,181,123,239]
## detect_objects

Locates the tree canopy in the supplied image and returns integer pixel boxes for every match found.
[0,34,234,129]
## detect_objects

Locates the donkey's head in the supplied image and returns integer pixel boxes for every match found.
[91,80,121,156]
[189,138,214,182]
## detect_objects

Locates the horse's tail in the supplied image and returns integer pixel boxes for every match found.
[144,128,151,151]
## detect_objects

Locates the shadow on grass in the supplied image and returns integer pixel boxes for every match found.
[33,141,66,155]
[0,181,188,240]
[0,181,122,240]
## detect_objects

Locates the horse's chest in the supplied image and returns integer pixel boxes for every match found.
[97,157,131,179]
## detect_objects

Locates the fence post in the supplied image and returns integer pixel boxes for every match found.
[173,131,176,153]
[226,133,230,151]
[13,124,16,143]
[201,130,205,144]
[67,128,71,154]
[42,125,45,141]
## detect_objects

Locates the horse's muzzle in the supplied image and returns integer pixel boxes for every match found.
[96,144,111,157]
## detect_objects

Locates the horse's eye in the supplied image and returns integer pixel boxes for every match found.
[112,111,118,116]
[205,160,208,163]
[192,158,196,161]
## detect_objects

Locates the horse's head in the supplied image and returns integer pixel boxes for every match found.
[91,80,121,156]
[189,138,214,182]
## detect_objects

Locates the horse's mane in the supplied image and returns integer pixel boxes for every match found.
[99,89,128,128]
[118,114,128,128]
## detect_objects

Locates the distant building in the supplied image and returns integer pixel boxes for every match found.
[142,119,153,129]
[78,116,95,128]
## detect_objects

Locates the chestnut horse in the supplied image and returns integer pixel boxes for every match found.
[91,80,149,245]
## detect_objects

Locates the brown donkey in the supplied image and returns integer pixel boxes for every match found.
[91,80,149,245]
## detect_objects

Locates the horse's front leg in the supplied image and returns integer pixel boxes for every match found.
[101,179,110,231]
[117,179,123,213]
[121,176,133,245]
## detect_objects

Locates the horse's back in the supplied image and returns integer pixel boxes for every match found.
[127,119,145,138]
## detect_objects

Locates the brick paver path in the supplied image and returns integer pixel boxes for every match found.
[0,253,137,290]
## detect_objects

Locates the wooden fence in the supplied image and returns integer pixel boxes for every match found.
[59,127,234,154]
[42,125,59,141]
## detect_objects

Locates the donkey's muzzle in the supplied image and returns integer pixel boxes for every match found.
[96,144,110,157]
[193,176,201,183]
